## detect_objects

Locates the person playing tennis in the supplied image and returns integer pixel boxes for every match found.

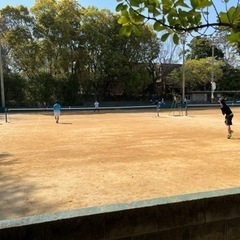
[53,101,61,123]
[219,98,234,139]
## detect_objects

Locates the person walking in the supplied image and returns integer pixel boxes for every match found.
[219,98,234,139]
[94,100,100,112]
[53,101,61,123]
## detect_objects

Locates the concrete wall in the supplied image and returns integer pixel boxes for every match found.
[1,187,240,240]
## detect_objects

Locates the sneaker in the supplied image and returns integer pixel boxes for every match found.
[227,131,233,139]
[229,130,234,138]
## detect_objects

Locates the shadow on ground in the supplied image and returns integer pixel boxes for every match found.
[0,152,54,220]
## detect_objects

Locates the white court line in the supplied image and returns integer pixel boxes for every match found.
[33,117,40,132]
[0,113,39,139]
[0,122,19,139]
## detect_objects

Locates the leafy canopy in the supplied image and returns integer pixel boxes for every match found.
[116,0,240,44]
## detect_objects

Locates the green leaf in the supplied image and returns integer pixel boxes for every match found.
[197,0,212,8]
[129,0,140,7]
[173,33,179,44]
[219,11,231,24]
[153,21,166,31]
[228,32,240,42]
[132,25,142,36]
[190,0,198,9]
[118,15,131,25]
[161,33,170,42]
[175,0,190,8]
[116,3,125,12]
[190,0,212,9]
[119,26,128,36]
[162,0,172,14]
[129,8,145,23]
[124,25,133,37]
[227,6,240,22]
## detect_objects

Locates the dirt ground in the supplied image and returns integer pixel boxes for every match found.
[1,107,240,220]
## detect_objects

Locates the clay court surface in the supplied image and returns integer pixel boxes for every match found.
[1,107,240,220]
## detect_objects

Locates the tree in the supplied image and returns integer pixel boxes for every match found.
[186,35,240,93]
[28,73,56,105]
[168,57,224,92]
[187,36,224,60]
[0,5,39,77]
[80,7,160,99]
[116,0,240,44]
[4,73,28,106]
[31,0,84,78]
[220,66,240,92]
[0,2,161,105]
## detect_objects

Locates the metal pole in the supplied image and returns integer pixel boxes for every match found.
[211,44,214,103]
[182,37,186,105]
[0,42,5,109]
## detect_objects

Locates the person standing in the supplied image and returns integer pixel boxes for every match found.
[219,98,234,139]
[53,101,61,123]
[94,100,99,112]
[156,100,161,117]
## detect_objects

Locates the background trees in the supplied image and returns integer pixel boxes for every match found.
[0,0,160,106]
[169,57,224,92]
[0,0,240,107]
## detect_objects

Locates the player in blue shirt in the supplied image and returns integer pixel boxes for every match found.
[53,101,61,123]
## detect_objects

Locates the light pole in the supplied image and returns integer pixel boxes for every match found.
[0,42,5,109]
[180,33,187,105]
[210,36,220,103]
[211,43,215,103]
[0,13,5,111]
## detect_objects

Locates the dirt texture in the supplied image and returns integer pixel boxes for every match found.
[1,107,240,220]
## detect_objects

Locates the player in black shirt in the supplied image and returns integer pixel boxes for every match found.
[219,98,234,139]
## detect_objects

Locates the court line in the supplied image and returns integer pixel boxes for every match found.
[0,123,19,139]
[33,117,41,132]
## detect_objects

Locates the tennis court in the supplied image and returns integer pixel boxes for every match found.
[1,107,240,220]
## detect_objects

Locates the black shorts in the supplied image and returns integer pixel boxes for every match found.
[225,114,233,125]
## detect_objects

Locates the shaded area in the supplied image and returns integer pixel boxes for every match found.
[0,153,54,220]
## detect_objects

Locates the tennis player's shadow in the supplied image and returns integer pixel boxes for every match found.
[0,152,12,159]
[59,122,72,125]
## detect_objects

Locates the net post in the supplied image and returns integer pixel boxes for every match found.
[4,107,7,122]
